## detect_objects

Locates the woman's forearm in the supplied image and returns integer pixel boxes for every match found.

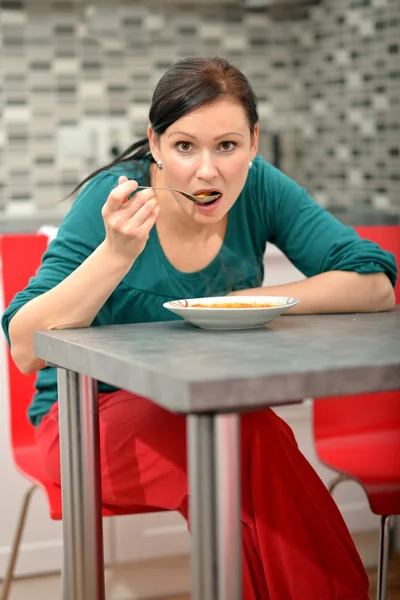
[230,271,396,314]
[8,240,134,374]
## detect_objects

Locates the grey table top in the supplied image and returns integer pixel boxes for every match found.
[34,307,400,414]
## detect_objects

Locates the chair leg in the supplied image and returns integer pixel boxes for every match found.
[376,515,392,600]
[0,484,37,600]
[328,473,349,495]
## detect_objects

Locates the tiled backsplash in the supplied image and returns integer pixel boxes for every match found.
[1,0,399,215]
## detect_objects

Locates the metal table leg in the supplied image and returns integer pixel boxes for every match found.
[57,369,105,600]
[188,413,242,600]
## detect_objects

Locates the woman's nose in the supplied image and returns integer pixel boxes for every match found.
[196,153,218,181]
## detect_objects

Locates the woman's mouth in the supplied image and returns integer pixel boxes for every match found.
[193,191,223,214]
[193,189,222,205]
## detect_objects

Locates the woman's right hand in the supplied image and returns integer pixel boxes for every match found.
[102,176,160,261]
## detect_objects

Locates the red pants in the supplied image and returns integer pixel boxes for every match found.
[36,390,369,600]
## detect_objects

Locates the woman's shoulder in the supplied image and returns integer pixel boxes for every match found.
[249,155,295,190]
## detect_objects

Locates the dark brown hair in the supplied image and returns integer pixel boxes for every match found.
[68,56,259,196]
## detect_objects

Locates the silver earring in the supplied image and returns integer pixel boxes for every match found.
[249,161,253,168]
[157,160,163,170]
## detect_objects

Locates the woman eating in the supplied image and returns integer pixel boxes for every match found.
[2,56,397,599]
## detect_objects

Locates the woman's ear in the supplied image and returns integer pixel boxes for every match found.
[251,123,259,160]
[147,125,160,162]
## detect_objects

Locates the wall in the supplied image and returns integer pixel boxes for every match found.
[1,0,399,219]
[0,0,296,213]
[292,0,400,214]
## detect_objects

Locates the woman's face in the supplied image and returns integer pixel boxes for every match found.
[148,98,259,224]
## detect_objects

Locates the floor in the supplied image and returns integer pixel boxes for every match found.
[3,552,400,600]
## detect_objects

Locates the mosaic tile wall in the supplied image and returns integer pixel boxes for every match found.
[0,0,399,217]
[292,0,400,214]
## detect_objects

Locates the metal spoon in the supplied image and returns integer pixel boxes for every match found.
[135,186,221,204]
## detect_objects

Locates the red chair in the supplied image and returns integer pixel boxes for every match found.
[313,225,400,600]
[0,234,165,600]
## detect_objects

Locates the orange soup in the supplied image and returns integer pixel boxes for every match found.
[191,302,278,309]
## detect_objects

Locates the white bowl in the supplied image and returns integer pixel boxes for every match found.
[163,296,299,331]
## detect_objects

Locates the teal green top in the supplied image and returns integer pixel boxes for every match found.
[1,155,397,426]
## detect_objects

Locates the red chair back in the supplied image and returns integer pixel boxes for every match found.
[355,225,400,303]
[314,225,400,466]
[1,233,167,519]
[0,234,49,451]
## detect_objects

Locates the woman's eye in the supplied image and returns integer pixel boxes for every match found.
[220,141,236,152]
[176,142,193,152]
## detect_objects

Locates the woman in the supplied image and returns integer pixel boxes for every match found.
[2,56,397,599]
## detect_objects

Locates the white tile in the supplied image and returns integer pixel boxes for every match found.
[144,14,165,33]
[373,95,389,111]
[358,20,375,37]
[4,107,32,123]
[348,169,364,187]
[53,59,80,75]
[346,71,363,90]
[373,194,391,210]
[336,145,350,162]
[198,23,224,40]
[360,120,376,136]
[0,9,27,25]
[222,36,247,52]
[311,100,327,115]
[335,49,350,66]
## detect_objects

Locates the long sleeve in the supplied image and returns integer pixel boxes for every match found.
[1,172,118,346]
[256,160,397,287]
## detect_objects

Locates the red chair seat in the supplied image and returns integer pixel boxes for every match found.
[13,445,63,519]
[316,428,400,515]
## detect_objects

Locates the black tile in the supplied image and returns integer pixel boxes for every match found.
[250,38,267,47]
[57,85,77,93]
[34,157,55,165]
[226,12,242,23]
[11,192,32,201]
[123,17,142,27]
[3,36,23,46]
[54,25,75,35]
[52,1,74,9]
[107,85,126,93]
[6,97,27,105]
[2,0,24,8]
[30,61,51,70]
[178,26,197,35]
[110,108,126,116]
[10,170,30,178]
[56,50,76,58]
[82,61,102,70]
[272,61,286,69]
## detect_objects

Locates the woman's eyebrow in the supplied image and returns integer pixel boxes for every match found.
[168,131,244,140]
